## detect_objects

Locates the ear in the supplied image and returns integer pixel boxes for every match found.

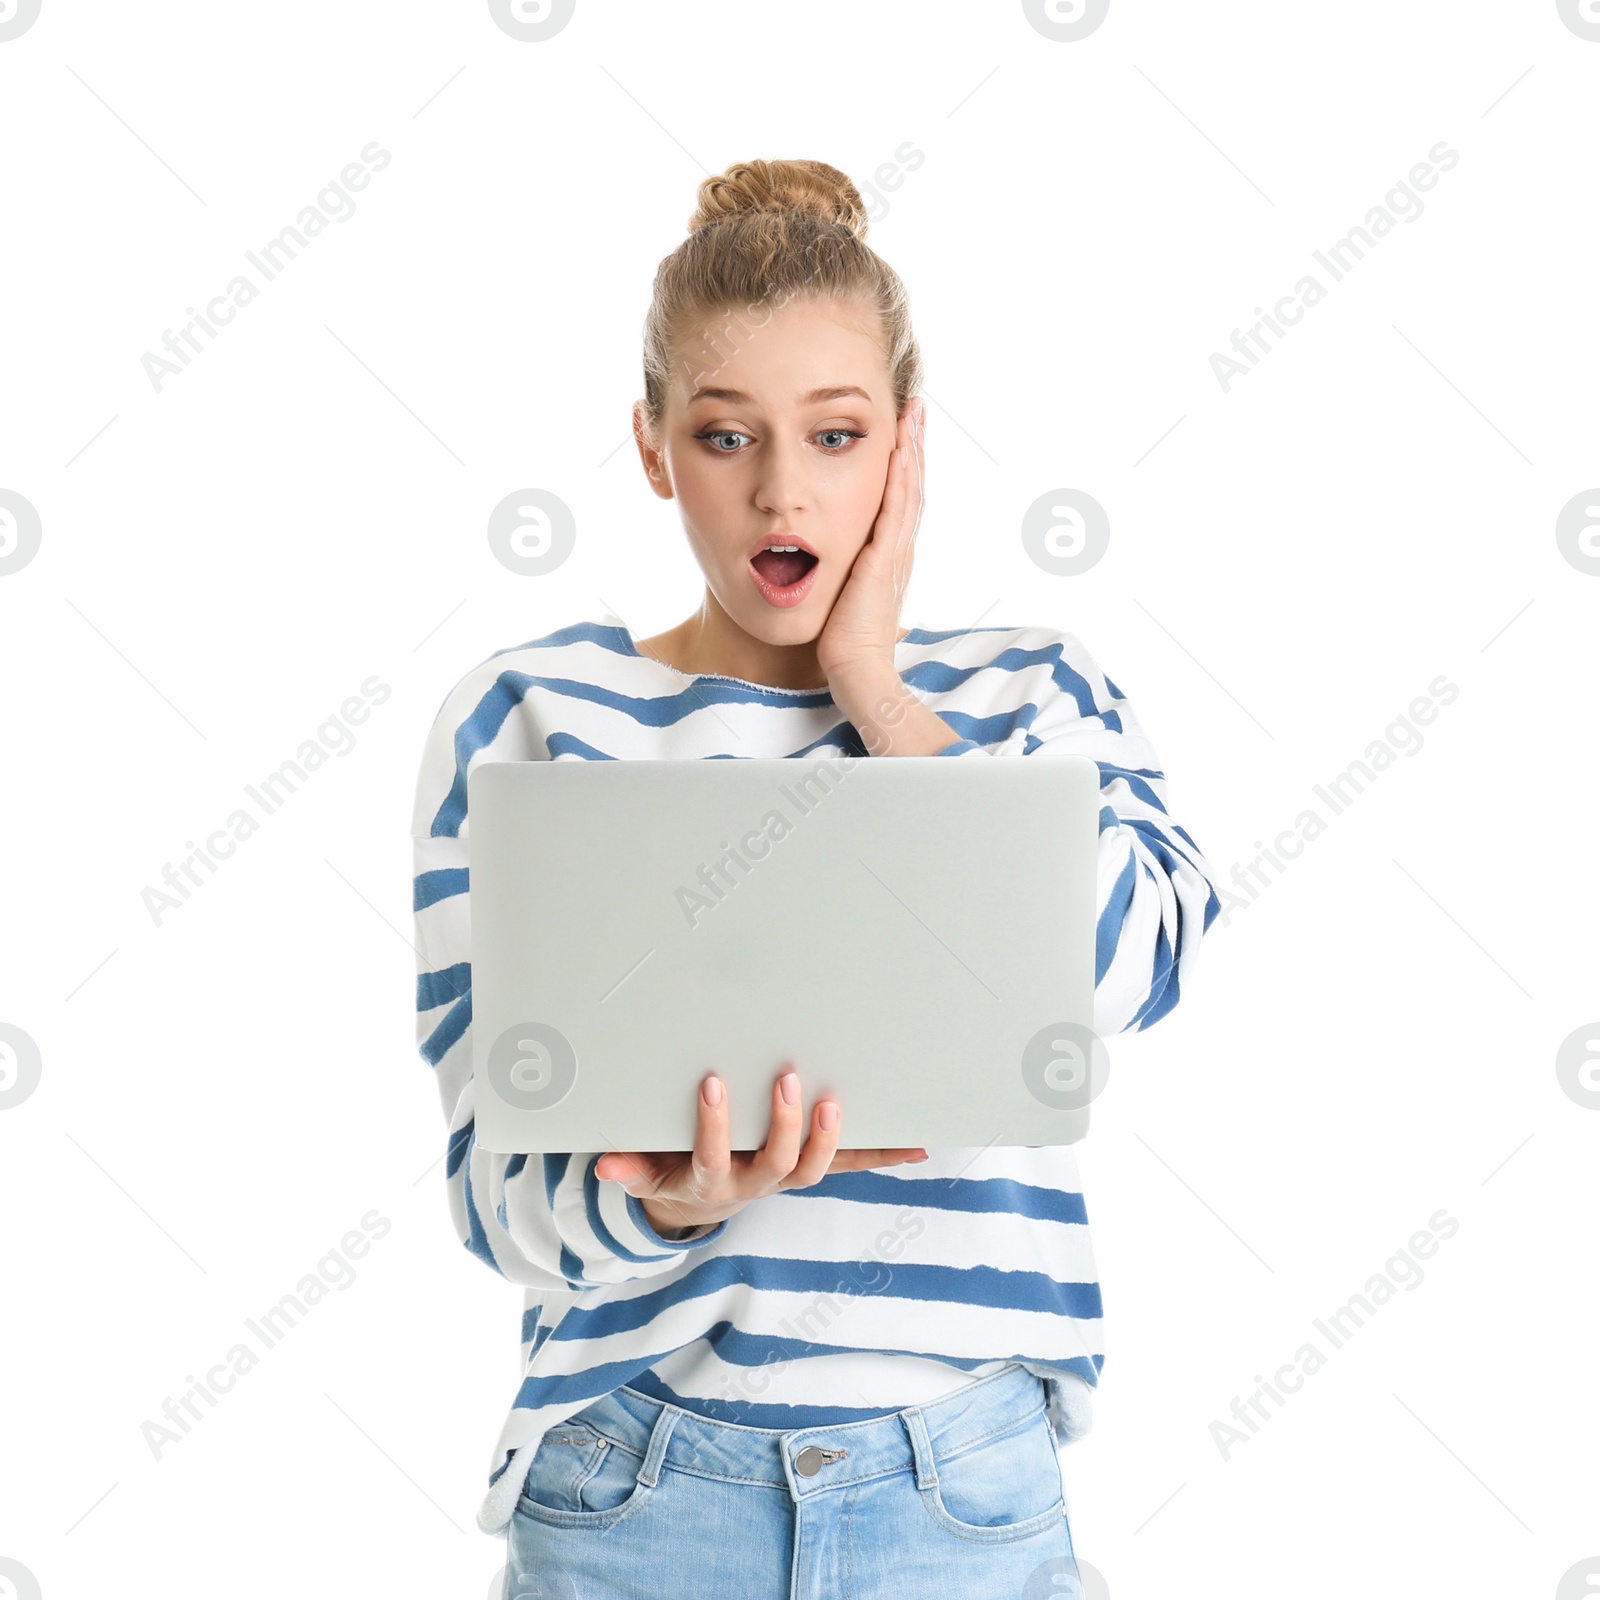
[633,400,675,502]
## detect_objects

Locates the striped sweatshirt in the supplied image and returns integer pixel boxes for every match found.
[412,616,1221,1536]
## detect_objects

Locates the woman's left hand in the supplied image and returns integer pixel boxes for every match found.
[814,398,926,685]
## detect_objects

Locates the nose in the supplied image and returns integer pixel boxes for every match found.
[753,429,809,520]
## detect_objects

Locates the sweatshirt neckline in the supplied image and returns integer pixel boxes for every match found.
[617,622,911,698]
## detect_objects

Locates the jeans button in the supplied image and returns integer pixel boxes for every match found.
[794,1446,826,1477]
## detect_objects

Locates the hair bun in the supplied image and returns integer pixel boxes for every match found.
[688,159,869,240]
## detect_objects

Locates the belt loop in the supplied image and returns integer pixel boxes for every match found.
[636,1404,679,1488]
[900,1405,939,1491]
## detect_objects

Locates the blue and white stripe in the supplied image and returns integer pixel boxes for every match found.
[412,617,1220,1535]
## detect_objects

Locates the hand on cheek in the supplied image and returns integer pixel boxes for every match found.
[814,398,926,683]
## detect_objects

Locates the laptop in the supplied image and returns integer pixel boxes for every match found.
[467,751,1102,1154]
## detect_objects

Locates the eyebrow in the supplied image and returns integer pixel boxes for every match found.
[686,385,873,406]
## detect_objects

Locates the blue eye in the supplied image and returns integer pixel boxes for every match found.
[692,429,866,456]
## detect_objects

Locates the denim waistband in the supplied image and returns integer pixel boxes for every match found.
[565,1362,1049,1502]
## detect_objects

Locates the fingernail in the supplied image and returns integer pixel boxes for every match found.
[819,1101,839,1131]
[779,1071,799,1105]
[703,1075,723,1107]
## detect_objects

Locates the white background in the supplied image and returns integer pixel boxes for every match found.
[2,2,1597,1597]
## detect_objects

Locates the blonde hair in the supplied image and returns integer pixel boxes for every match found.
[640,158,922,436]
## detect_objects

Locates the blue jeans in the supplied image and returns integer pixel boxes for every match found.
[503,1362,1084,1598]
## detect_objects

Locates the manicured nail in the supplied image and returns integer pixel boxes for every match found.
[779,1071,799,1105]
[703,1075,723,1107]
[818,1101,839,1131]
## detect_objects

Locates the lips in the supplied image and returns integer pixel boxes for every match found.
[748,538,820,609]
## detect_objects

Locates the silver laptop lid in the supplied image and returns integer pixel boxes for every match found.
[468,751,1101,1153]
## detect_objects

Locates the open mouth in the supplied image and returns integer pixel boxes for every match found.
[748,545,820,607]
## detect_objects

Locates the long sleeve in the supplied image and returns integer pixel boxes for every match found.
[930,631,1220,1037]
[412,670,731,1291]
[406,618,1214,1540]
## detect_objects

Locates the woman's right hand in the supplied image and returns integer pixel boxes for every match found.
[594,1066,928,1238]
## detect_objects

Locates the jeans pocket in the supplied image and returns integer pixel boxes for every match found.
[515,1423,655,1527]
[922,1406,1066,1544]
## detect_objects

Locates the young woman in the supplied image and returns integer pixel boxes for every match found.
[412,158,1220,1598]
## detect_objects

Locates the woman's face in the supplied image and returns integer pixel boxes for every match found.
[636,296,901,648]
